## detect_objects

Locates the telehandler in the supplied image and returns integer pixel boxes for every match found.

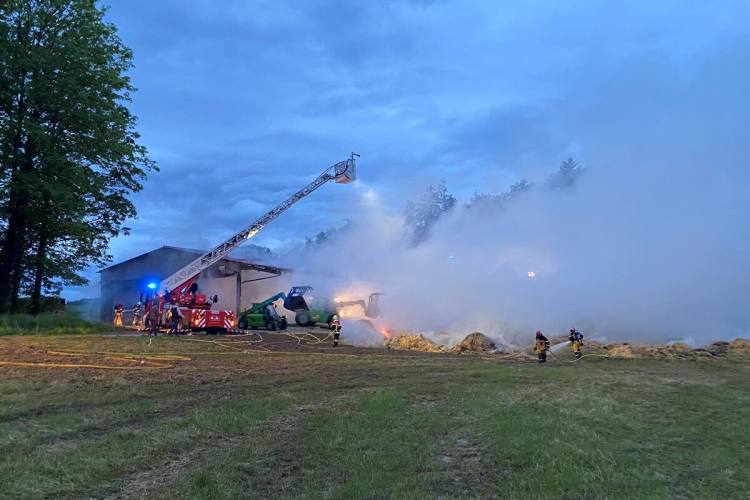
[237,292,289,331]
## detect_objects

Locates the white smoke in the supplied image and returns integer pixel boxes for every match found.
[284,156,749,348]
[271,30,750,348]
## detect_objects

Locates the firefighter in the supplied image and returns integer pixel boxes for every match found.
[265,303,276,321]
[188,282,199,305]
[168,302,183,335]
[535,330,550,364]
[113,304,124,326]
[132,301,143,327]
[146,303,160,335]
[569,328,584,360]
[331,316,342,347]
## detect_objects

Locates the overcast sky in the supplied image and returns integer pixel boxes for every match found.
[66,0,749,299]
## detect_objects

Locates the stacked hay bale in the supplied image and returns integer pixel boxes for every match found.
[600,339,750,360]
[385,334,444,352]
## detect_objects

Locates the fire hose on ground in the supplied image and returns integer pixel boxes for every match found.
[0,349,192,370]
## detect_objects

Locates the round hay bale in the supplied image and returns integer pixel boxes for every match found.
[729,338,750,354]
[668,342,692,352]
[454,332,496,353]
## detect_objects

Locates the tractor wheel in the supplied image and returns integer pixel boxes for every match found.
[279,317,288,330]
[238,317,248,330]
[296,310,311,326]
[266,319,277,331]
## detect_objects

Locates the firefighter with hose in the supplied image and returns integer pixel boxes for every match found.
[132,301,143,327]
[569,327,584,360]
[535,330,550,364]
[331,315,342,347]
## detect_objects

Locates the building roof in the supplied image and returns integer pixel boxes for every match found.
[100,245,291,275]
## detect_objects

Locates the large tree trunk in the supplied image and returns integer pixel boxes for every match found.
[0,210,26,313]
[0,99,28,313]
[0,139,34,313]
[9,246,24,313]
[29,234,48,315]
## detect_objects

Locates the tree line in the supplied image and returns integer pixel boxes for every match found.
[0,0,155,313]
[405,158,584,245]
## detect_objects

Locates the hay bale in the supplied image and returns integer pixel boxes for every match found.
[385,334,443,353]
[705,341,730,357]
[606,343,635,358]
[669,342,692,352]
[729,338,750,354]
[451,332,496,353]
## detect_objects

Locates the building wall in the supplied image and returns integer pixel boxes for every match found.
[99,247,283,322]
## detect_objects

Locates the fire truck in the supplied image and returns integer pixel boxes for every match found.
[143,153,358,333]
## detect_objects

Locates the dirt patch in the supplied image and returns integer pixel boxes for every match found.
[436,435,494,497]
[107,447,203,500]
[415,395,444,412]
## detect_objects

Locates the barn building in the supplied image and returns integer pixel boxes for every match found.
[99,246,288,322]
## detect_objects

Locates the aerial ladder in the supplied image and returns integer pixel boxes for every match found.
[146,153,358,333]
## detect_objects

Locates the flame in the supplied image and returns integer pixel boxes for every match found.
[380,329,391,339]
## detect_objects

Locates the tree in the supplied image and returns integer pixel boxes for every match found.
[0,1,156,313]
[547,158,583,189]
[304,221,352,250]
[404,180,456,246]
[466,179,532,209]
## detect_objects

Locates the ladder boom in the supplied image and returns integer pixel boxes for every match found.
[159,156,356,293]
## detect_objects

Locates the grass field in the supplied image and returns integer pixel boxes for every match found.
[0,334,748,499]
[0,313,115,336]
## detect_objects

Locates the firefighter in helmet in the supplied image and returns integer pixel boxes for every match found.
[132,301,143,327]
[168,302,183,336]
[535,330,550,363]
[569,328,584,360]
[145,303,160,335]
[331,315,342,347]
[113,304,124,327]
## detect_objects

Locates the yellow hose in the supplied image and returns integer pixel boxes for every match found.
[0,349,192,370]
[0,360,172,370]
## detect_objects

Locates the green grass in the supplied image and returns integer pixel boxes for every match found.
[0,313,115,335]
[0,336,748,499]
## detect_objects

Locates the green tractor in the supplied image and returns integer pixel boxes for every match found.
[283,286,383,328]
[237,292,289,331]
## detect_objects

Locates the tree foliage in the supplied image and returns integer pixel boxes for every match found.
[404,180,456,246]
[0,0,156,313]
[304,220,352,250]
[467,179,532,209]
[547,158,583,189]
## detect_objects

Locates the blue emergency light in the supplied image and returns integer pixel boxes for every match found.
[146,282,158,290]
